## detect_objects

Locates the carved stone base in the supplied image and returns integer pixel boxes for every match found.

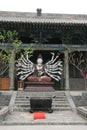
[24,81,54,92]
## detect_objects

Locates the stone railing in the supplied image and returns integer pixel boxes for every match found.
[77,106,87,119]
[0,106,9,120]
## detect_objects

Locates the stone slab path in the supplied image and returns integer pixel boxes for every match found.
[0,111,87,125]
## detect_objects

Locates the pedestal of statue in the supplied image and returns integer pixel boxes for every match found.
[24,76,55,92]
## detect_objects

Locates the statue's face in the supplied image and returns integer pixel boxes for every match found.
[37,58,43,64]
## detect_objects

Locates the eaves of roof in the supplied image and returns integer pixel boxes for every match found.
[0,11,87,24]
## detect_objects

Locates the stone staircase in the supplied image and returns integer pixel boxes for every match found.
[14,91,72,112]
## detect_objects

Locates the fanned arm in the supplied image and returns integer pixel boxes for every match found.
[45,53,63,81]
[16,52,35,80]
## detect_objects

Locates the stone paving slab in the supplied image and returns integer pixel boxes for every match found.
[0,111,87,125]
[0,125,87,130]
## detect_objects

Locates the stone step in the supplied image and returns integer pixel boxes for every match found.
[52,104,69,107]
[15,102,69,107]
[53,107,72,111]
[15,98,68,102]
[14,100,70,105]
[53,99,67,101]
[17,92,65,97]
[14,107,29,112]
[16,94,66,97]
[14,107,71,112]
[16,95,66,99]
[15,98,67,102]
[53,101,69,104]
[15,101,30,104]
[16,98,29,102]
[14,106,70,111]
[15,102,69,106]
[24,86,55,92]
[16,96,30,98]
[17,91,65,94]
[14,104,29,107]
[14,91,71,112]
[52,102,69,105]
[55,96,67,98]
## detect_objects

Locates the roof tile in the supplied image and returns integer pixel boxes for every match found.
[0,11,87,24]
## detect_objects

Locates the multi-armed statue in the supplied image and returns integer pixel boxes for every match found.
[16,52,63,112]
[16,52,63,82]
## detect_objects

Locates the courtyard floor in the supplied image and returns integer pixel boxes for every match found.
[0,91,87,130]
[0,110,87,125]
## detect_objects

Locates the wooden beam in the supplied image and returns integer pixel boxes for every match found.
[0,43,87,51]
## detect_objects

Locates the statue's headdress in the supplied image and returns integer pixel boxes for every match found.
[37,54,43,64]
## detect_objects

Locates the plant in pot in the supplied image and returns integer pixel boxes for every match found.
[0,30,34,90]
[0,30,22,90]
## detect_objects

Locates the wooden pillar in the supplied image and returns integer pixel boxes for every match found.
[64,50,70,90]
[9,50,15,90]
